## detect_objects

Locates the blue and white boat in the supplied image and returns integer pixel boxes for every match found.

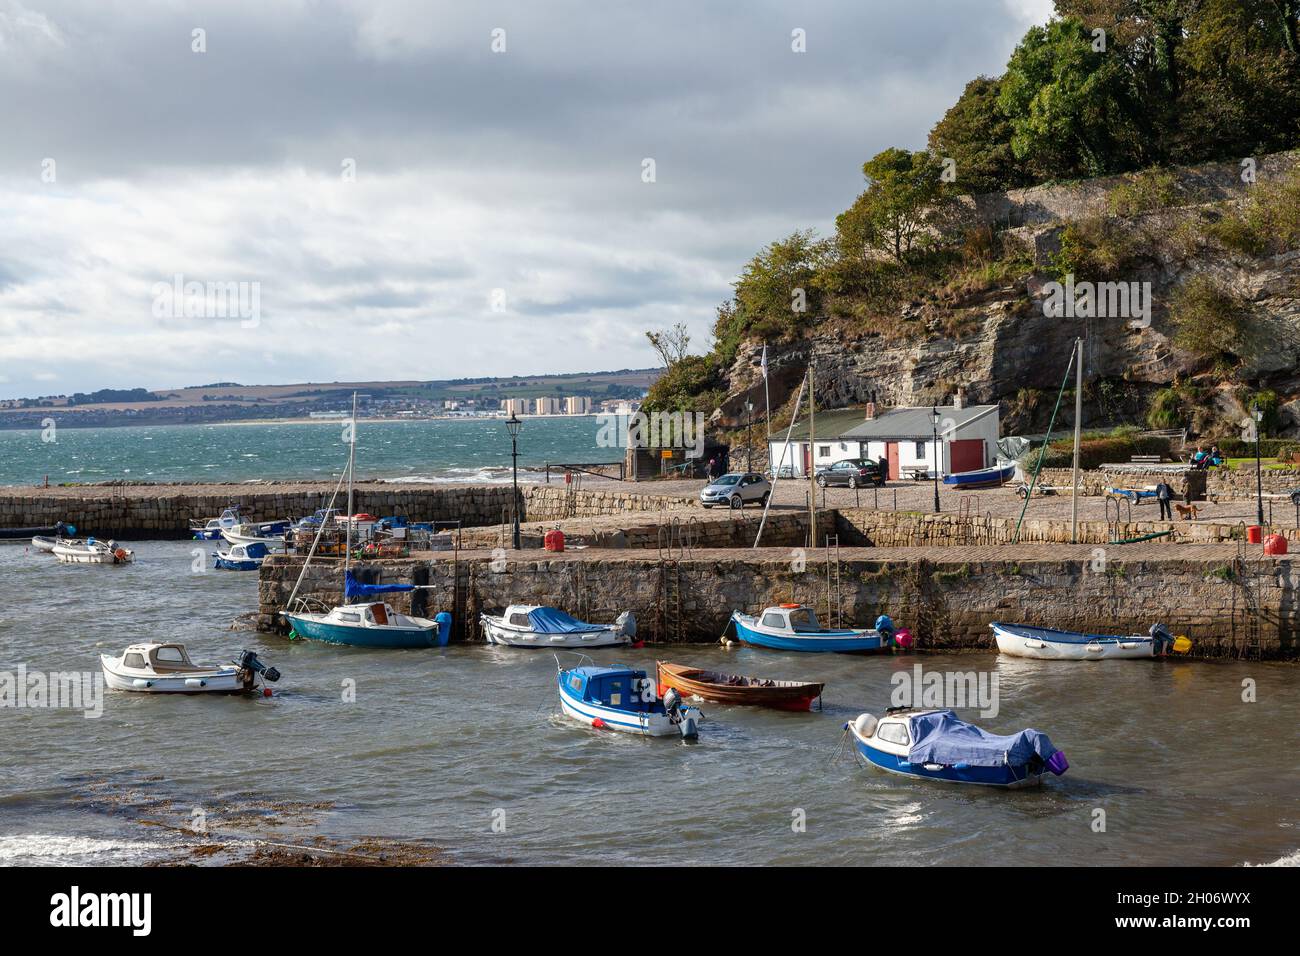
[942,462,1017,488]
[845,708,1068,789]
[191,507,246,540]
[731,605,894,653]
[557,663,702,738]
[212,541,270,571]
[481,605,636,648]
[992,621,1178,660]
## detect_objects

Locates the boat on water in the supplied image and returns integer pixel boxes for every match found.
[656,661,823,711]
[2,521,75,541]
[845,708,1068,789]
[212,541,270,571]
[991,621,1186,660]
[31,523,78,553]
[557,663,702,738]
[481,605,636,648]
[52,538,133,565]
[191,507,246,540]
[220,523,286,549]
[101,643,280,694]
[942,462,1017,488]
[281,393,451,649]
[730,605,895,653]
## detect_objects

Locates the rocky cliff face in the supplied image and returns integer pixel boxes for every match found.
[713,151,1300,438]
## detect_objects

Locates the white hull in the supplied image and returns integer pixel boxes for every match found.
[221,529,282,548]
[558,689,680,736]
[53,542,132,564]
[993,629,1154,661]
[100,656,247,693]
[481,616,630,648]
[31,536,61,553]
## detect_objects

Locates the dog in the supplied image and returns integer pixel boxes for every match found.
[1174,503,1200,520]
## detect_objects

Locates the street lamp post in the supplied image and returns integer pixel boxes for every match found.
[506,413,522,549]
[745,401,754,472]
[931,407,941,514]
[1253,404,1264,528]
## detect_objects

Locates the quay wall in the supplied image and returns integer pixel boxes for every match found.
[0,484,697,538]
[257,547,1299,658]
[1036,466,1300,498]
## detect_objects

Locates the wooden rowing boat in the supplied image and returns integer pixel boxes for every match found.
[656,661,824,712]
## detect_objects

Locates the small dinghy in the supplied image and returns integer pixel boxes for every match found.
[52,537,133,565]
[30,522,76,552]
[991,622,1188,660]
[480,605,635,648]
[101,643,280,694]
[731,605,895,653]
[845,708,1068,789]
[656,661,824,711]
[190,507,247,540]
[220,523,285,549]
[212,541,270,571]
[942,462,1017,488]
[558,663,702,738]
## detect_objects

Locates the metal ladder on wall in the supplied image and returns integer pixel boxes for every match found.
[823,533,842,627]
[1232,530,1263,660]
[562,472,582,519]
[655,519,693,643]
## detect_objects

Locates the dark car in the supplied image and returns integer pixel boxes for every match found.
[815,458,886,488]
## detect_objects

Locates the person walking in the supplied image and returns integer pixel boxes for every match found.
[1155,480,1173,520]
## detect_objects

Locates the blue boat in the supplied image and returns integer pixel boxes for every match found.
[992,621,1181,660]
[557,664,702,738]
[942,463,1017,488]
[1106,486,1158,503]
[283,572,450,648]
[730,605,894,653]
[212,541,269,571]
[845,708,1068,789]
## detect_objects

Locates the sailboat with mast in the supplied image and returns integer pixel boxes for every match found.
[282,394,450,648]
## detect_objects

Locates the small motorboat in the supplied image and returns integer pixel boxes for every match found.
[190,507,247,540]
[845,708,1068,789]
[29,522,77,552]
[101,643,280,694]
[284,574,451,649]
[942,462,1017,488]
[557,663,702,738]
[1,521,74,541]
[212,541,270,571]
[991,621,1187,660]
[656,661,824,711]
[221,523,285,549]
[730,605,894,653]
[52,537,133,565]
[1106,486,1158,504]
[480,605,636,648]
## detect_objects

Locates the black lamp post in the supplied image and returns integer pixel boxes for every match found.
[931,406,941,514]
[1253,404,1264,527]
[745,401,754,472]
[506,412,522,549]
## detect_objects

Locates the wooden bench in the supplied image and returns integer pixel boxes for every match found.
[900,466,931,481]
[1130,455,1163,464]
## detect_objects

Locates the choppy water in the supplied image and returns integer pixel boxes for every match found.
[1,541,1297,866]
[0,417,611,486]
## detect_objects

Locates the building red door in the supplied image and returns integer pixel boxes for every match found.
[802,443,811,476]
[886,442,899,480]
[949,438,985,474]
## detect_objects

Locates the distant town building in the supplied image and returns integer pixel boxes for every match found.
[503,398,529,417]
[565,396,592,415]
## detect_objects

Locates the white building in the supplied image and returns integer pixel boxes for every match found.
[565,396,592,415]
[768,402,1000,479]
[503,398,529,417]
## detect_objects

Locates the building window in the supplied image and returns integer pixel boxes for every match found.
[915,441,926,459]
[818,445,830,457]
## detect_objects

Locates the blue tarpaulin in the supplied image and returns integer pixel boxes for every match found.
[345,571,416,601]
[527,607,603,633]
[907,710,1058,768]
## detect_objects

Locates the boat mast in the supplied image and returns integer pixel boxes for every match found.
[345,391,357,577]
[1070,337,1082,544]
[808,352,816,548]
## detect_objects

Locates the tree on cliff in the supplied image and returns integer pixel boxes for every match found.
[836,148,949,263]
[927,76,1032,195]
[646,323,692,367]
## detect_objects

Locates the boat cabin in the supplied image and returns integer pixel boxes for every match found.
[565,667,656,712]
[329,602,397,627]
[119,643,209,674]
[757,605,823,633]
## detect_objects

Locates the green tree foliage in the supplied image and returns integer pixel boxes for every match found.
[1170,273,1255,360]
[927,77,1032,194]
[836,148,949,263]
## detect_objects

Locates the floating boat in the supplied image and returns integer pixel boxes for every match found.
[212,541,270,571]
[190,507,247,540]
[942,462,1017,488]
[52,538,133,565]
[101,643,280,694]
[845,708,1068,789]
[480,605,636,648]
[730,605,895,653]
[31,525,78,553]
[220,523,285,549]
[991,621,1186,660]
[557,663,702,738]
[1,521,74,541]
[656,661,823,711]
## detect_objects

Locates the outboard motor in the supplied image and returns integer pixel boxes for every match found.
[875,614,896,645]
[1149,623,1174,656]
[236,650,280,683]
[662,688,699,739]
[615,611,637,640]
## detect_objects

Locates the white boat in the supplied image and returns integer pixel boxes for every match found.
[52,538,134,565]
[557,663,702,738]
[31,535,71,553]
[190,507,246,540]
[481,605,635,648]
[220,524,284,549]
[991,622,1181,661]
[100,643,280,694]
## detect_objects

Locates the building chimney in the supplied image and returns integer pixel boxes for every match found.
[864,401,876,420]
[953,387,966,410]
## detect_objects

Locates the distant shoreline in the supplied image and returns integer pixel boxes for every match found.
[0,412,608,431]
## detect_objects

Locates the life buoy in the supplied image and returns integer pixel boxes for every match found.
[114,548,128,562]
[779,603,801,609]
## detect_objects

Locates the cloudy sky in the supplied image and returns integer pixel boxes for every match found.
[0,0,1053,398]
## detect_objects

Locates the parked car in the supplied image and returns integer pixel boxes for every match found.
[815,458,886,488]
[700,472,771,509]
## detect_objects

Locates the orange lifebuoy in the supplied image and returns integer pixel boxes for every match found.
[114,548,128,562]
[779,602,801,609]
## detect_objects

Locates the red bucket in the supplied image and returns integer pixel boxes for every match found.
[1246,525,1263,544]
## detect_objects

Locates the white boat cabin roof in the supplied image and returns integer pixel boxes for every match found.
[119,643,196,665]
[756,605,821,631]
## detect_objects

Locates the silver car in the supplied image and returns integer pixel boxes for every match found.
[700,472,771,509]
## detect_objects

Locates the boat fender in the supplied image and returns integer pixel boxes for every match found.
[1047,750,1069,776]
[894,629,913,649]
[853,713,877,738]
[615,610,637,639]
[434,612,453,648]
[185,678,206,688]
[591,718,606,730]
[132,679,151,689]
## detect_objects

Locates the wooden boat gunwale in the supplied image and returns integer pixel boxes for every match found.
[656,660,824,710]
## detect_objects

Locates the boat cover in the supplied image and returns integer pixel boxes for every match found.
[907,710,1058,768]
[527,607,606,633]
[345,571,416,600]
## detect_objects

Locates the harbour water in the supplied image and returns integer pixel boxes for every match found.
[0,417,611,486]
[1,540,1297,866]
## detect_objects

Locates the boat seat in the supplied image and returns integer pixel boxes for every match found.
[370,605,389,626]
[148,661,213,673]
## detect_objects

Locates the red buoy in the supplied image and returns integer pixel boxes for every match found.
[1264,533,1288,555]
[263,688,273,697]
[591,718,606,729]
